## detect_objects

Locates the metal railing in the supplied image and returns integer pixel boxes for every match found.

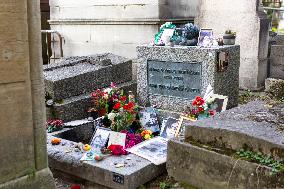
[41,30,64,64]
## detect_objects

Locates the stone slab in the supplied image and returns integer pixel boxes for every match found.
[44,53,133,100]
[47,123,166,189]
[184,100,284,160]
[265,78,284,98]
[47,81,137,122]
[167,139,284,189]
[137,45,240,112]
[0,168,55,189]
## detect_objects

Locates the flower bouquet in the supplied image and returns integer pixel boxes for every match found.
[183,96,215,121]
[46,119,64,133]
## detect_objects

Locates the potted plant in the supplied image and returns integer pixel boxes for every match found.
[223,30,236,45]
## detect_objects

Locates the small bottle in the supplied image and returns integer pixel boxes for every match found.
[128,91,135,102]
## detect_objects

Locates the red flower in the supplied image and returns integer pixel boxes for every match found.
[128,102,134,108]
[197,107,204,113]
[108,144,126,155]
[209,110,215,116]
[192,96,205,106]
[70,184,80,189]
[113,102,121,110]
[119,96,127,101]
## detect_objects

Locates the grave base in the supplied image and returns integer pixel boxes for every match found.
[47,121,166,189]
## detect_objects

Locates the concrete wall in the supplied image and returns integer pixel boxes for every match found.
[0,1,55,188]
[49,0,199,58]
[195,0,270,90]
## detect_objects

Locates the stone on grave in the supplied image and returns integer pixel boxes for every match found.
[136,45,240,112]
[167,100,284,189]
[44,53,132,101]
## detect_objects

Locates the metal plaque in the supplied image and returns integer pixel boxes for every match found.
[112,173,124,184]
[147,60,202,100]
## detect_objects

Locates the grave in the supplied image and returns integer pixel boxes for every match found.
[47,121,165,189]
[167,100,284,189]
[44,53,137,122]
[137,45,240,112]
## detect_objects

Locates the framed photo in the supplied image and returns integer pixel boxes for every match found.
[211,94,228,112]
[126,137,168,165]
[198,29,213,47]
[139,107,160,133]
[89,127,110,151]
[160,117,181,139]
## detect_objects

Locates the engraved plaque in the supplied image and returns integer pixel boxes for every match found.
[112,173,124,184]
[147,60,202,100]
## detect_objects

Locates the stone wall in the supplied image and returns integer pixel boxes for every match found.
[49,0,199,58]
[0,1,55,188]
[195,0,270,90]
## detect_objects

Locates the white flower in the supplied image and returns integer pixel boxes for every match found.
[103,88,112,94]
[46,99,54,106]
[108,113,117,121]
[103,93,108,100]
[206,97,214,104]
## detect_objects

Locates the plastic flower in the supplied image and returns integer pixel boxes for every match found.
[144,134,151,140]
[192,96,205,106]
[113,102,121,110]
[108,113,117,122]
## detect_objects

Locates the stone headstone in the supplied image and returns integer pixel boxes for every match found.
[137,45,240,112]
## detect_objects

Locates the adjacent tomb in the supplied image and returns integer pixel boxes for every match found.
[167,100,284,189]
[137,45,240,112]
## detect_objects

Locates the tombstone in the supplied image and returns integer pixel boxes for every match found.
[136,45,240,112]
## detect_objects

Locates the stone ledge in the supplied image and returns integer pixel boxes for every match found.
[167,139,284,189]
[0,168,55,189]
[47,81,137,122]
[184,100,284,160]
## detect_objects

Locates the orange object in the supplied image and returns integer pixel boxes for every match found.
[51,138,61,145]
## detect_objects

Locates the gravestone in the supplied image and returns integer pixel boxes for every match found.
[137,45,240,112]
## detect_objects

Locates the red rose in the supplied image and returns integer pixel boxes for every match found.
[119,96,127,101]
[70,184,80,189]
[113,102,121,110]
[197,107,204,113]
[192,96,205,106]
[108,144,126,155]
[123,104,130,110]
[128,102,134,108]
[209,110,215,116]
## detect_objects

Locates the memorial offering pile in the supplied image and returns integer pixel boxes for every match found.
[154,22,199,46]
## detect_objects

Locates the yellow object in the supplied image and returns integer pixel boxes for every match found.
[83,144,91,151]
[144,134,151,140]
[51,138,61,145]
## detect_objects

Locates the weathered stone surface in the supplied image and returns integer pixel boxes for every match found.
[167,139,284,189]
[47,123,166,189]
[195,0,269,90]
[265,78,284,99]
[270,45,284,79]
[184,100,284,160]
[0,168,55,189]
[137,45,240,112]
[44,53,133,101]
[49,0,199,58]
[0,0,54,188]
[47,81,137,122]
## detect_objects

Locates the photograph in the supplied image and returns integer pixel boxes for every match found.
[160,117,180,139]
[198,29,213,47]
[126,137,168,165]
[211,94,228,112]
[89,127,110,151]
[139,107,160,133]
[108,131,127,148]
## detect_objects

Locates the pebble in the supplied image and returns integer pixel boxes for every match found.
[115,163,125,168]
[126,157,131,160]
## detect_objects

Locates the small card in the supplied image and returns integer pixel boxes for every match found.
[108,131,126,148]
